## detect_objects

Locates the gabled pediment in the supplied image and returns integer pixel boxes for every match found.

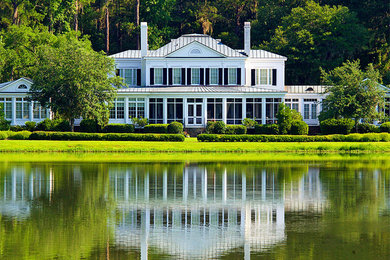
[0,78,33,93]
[166,41,226,58]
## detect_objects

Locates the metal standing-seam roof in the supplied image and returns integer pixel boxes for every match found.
[285,85,328,94]
[116,86,286,94]
[236,49,286,59]
[110,50,141,59]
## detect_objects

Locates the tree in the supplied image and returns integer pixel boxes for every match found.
[0,103,11,130]
[28,33,122,131]
[320,60,385,127]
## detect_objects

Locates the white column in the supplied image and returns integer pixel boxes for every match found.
[262,97,266,124]
[11,97,16,125]
[163,98,167,124]
[203,98,207,127]
[184,98,188,127]
[125,171,129,201]
[222,98,227,123]
[193,171,197,199]
[242,97,246,120]
[29,102,34,121]
[145,97,149,119]
[144,172,149,201]
[124,97,129,123]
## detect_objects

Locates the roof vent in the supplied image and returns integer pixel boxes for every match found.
[18,84,27,89]
[305,87,314,92]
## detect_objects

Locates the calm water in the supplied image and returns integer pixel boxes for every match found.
[0,157,389,259]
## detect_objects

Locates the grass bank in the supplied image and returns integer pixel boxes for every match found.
[2,138,390,153]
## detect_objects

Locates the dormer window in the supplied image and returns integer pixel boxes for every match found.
[305,87,314,92]
[18,84,27,89]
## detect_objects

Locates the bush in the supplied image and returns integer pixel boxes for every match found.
[320,118,355,135]
[356,123,379,133]
[276,103,293,134]
[290,121,308,135]
[9,125,24,132]
[132,117,148,128]
[242,118,257,128]
[213,121,226,134]
[103,124,135,133]
[0,131,8,140]
[29,131,185,142]
[24,121,36,131]
[167,122,183,134]
[225,125,247,135]
[7,131,31,140]
[144,124,168,133]
[36,118,53,131]
[380,122,390,133]
[52,119,71,132]
[254,124,279,135]
[0,119,11,131]
[80,119,99,133]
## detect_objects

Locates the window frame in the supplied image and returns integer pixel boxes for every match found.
[228,68,237,85]
[172,68,182,85]
[256,69,273,86]
[209,68,219,85]
[154,68,164,85]
[191,68,200,85]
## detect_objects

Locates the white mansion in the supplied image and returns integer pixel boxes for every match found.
[1,22,336,127]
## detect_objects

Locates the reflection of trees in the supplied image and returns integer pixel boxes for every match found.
[0,163,114,259]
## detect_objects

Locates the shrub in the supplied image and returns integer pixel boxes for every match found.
[7,131,31,140]
[380,122,390,133]
[206,121,215,134]
[9,125,24,132]
[290,121,308,135]
[24,121,36,131]
[29,131,185,142]
[167,122,183,134]
[36,118,53,131]
[52,119,71,132]
[225,125,247,135]
[356,123,379,133]
[132,117,148,128]
[254,124,279,135]
[0,131,8,140]
[0,119,11,131]
[242,118,257,128]
[144,124,168,133]
[80,119,99,133]
[103,124,135,133]
[276,103,293,134]
[213,121,226,134]
[320,118,355,135]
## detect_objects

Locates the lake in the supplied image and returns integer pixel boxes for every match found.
[0,154,389,259]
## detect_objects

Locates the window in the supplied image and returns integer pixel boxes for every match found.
[256,69,272,85]
[120,69,137,86]
[33,102,47,119]
[167,98,183,123]
[128,98,145,119]
[18,84,27,89]
[109,98,125,119]
[210,68,218,85]
[285,99,299,112]
[154,68,163,85]
[228,68,237,85]
[0,98,12,119]
[383,98,390,119]
[303,99,318,120]
[207,98,223,121]
[191,68,200,85]
[173,68,181,85]
[149,98,164,124]
[266,98,281,124]
[16,98,30,119]
[246,98,262,123]
[227,98,242,124]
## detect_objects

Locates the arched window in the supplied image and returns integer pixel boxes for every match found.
[190,48,202,55]
[18,84,28,89]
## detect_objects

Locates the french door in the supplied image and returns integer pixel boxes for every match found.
[187,98,203,126]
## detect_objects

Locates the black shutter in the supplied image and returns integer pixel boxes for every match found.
[251,69,255,86]
[187,68,191,85]
[272,69,277,86]
[218,68,223,85]
[115,69,120,76]
[237,68,241,85]
[163,68,167,85]
[168,68,173,85]
[200,68,204,85]
[137,69,141,86]
[150,68,154,85]
[181,68,186,85]
[205,68,210,85]
[224,68,228,85]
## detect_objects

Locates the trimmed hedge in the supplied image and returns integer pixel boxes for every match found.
[320,118,355,135]
[167,122,183,134]
[225,125,247,135]
[80,119,99,133]
[197,133,390,142]
[254,124,279,135]
[0,131,7,140]
[29,131,185,142]
[36,119,71,132]
[356,123,379,133]
[290,121,308,135]
[103,123,135,133]
[380,122,390,133]
[144,124,168,133]
[7,131,31,140]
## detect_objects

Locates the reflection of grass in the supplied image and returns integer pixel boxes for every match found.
[2,139,390,153]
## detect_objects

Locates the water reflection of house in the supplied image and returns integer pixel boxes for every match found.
[109,165,326,259]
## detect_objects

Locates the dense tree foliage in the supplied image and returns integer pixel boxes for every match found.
[0,0,388,85]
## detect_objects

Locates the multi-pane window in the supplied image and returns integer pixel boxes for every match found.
[16,98,30,119]
[303,99,318,120]
[120,69,137,86]
[266,98,281,124]
[109,98,125,119]
[207,98,223,121]
[191,68,200,85]
[246,98,262,123]
[256,69,272,85]
[285,98,299,112]
[33,102,47,119]
[154,68,163,85]
[383,98,390,119]
[173,68,181,85]
[149,98,164,124]
[0,98,12,119]
[167,98,183,123]
[128,98,145,119]
[210,68,218,85]
[228,68,237,85]
[227,98,242,124]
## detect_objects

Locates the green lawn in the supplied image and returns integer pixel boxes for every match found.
[1,138,390,153]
